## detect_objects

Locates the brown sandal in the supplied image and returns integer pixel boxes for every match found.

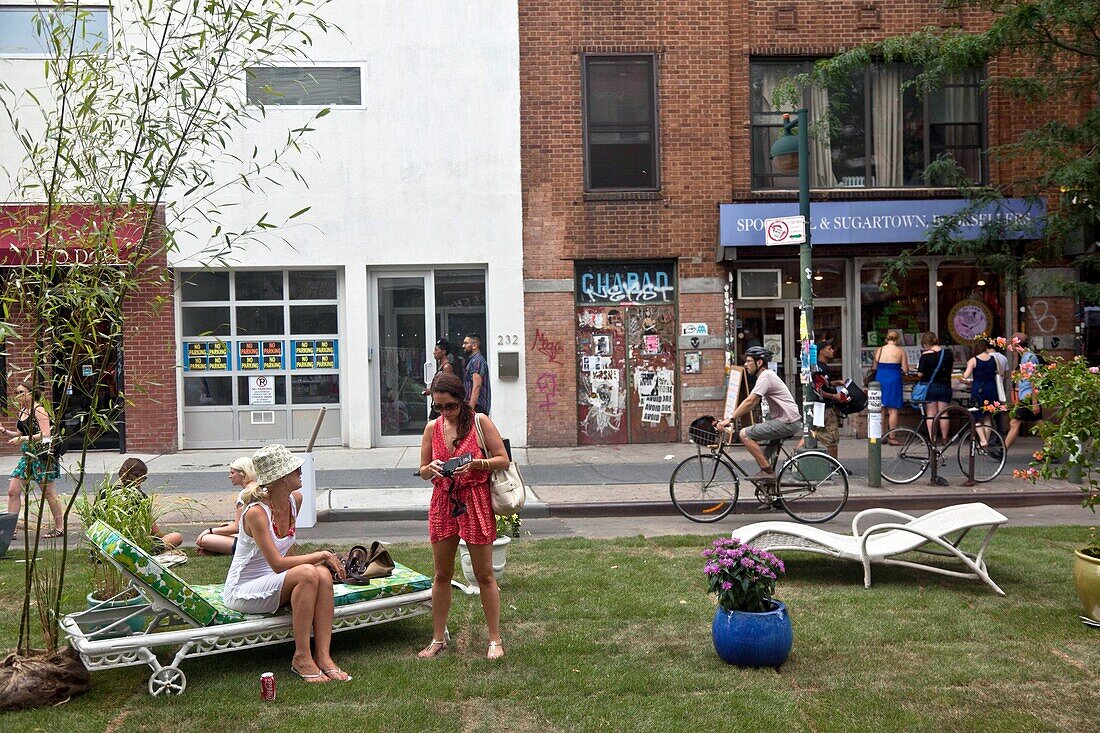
[44,528,64,539]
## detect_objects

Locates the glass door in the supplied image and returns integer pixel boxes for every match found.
[374,274,434,445]
[733,304,793,392]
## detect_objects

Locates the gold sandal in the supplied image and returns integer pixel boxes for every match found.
[487,640,505,660]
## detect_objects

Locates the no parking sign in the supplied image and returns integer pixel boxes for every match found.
[764,215,806,246]
[249,375,275,405]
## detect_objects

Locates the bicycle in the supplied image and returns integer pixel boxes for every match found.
[880,405,1006,485]
[669,418,849,524]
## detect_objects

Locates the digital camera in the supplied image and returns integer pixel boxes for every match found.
[440,453,473,478]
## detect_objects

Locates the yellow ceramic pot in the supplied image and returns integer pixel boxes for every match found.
[1073,549,1100,622]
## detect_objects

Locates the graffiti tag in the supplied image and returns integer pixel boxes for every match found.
[532,329,563,364]
[535,372,558,413]
[579,270,674,304]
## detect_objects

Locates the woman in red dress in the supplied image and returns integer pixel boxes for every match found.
[417,373,509,660]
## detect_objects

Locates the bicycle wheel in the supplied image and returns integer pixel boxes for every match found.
[669,454,739,522]
[880,427,930,484]
[775,451,848,523]
[957,426,1006,482]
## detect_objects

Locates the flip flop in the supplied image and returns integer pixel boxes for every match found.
[322,668,352,681]
[290,665,329,683]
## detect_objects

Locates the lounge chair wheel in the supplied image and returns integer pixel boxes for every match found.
[149,666,187,696]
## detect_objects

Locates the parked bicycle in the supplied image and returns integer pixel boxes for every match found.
[669,417,849,524]
[880,405,1006,485]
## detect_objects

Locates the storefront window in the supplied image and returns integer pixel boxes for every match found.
[860,263,929,349]
[937,264,1002,346]
[180,269,340,446]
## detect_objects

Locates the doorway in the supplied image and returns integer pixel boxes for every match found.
[370,269,486,446]
[576,302,678,444]
[733,300,848,402]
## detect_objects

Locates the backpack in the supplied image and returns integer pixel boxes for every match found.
[836,380,868,416]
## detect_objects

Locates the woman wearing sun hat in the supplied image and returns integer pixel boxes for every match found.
[222,444,349,683]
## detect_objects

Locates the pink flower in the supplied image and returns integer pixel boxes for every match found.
[1090,366,1099,374]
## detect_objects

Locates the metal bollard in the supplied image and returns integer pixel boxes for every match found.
[867,380,882,488]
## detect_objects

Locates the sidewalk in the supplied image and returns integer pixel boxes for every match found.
[14,435,1084,525]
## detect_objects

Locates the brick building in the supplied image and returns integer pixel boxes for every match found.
[520,0,1083,447]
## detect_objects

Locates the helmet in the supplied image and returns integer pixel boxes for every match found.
[744,346,773,363]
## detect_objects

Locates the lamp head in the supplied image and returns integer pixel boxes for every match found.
[769,112,800,174]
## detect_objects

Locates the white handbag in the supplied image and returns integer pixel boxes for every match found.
[473,414,527,514]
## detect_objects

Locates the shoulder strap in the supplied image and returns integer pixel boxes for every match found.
[473,413,487,454]
[927,349,946,383]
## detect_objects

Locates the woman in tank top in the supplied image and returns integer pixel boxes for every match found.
[222,444,349,683]
[4,382,65,538]
[196,456,258,555]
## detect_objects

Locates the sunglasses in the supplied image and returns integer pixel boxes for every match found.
[447,481,467,518]
[432,401,461,413]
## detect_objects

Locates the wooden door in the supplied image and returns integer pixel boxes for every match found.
[625,303,678,443]
[576,306,628,445]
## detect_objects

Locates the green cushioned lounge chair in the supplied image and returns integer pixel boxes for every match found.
[62,521,433,696]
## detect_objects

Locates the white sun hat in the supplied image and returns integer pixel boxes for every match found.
[252,444,305,486]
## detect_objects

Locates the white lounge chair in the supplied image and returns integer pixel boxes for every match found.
[62,521,433,695]
[732,502,1008,596]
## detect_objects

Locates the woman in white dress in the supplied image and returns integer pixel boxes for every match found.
[222,444,348,683]
[196,456,258,555]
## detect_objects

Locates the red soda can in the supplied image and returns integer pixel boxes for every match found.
[260,672,276,700]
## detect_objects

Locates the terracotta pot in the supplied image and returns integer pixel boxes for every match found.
[1073,549,1100,622]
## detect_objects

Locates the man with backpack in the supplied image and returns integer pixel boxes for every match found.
[1005,332,1043,449]
[799,338,844,459]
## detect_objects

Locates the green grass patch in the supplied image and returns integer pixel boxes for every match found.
[0,527,1096,732]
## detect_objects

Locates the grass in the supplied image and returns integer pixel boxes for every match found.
[0,527,1097,732]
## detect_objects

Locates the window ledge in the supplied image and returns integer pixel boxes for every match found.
[748,187,971,201]
[583,190,664,202]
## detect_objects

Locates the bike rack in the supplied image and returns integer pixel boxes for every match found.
[924,404,978,488]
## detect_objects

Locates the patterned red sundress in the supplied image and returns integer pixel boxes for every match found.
[428,416,496,545]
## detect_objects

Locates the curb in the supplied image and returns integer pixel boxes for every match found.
[315,491,1082,522]
[547,491,1085,518]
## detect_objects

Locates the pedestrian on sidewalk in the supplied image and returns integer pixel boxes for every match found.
[5,381,65,538]
[798,338,843,459]
[716,346,801,480]
[1005,332,1043,449]
[417,373,507,660]
[915,332,954,446]
[462,333,491,415]
[423,338,456,420]
[870,330,910,440]
[196,456,258,555]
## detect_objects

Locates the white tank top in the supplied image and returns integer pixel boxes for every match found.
[223,498,298,596]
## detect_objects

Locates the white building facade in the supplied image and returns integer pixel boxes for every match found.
[172,1,526,449]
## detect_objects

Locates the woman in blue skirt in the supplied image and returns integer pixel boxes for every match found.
[871,330,910,443]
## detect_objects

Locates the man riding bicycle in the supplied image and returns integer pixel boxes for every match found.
[716,346,803,480]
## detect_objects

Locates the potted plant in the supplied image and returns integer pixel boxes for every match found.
[73,477,166,632]
[1012,351,1100,622]
[458,514,521,590]
[703,537,793,668]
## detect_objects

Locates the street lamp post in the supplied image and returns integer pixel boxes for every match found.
[769,110,815,446]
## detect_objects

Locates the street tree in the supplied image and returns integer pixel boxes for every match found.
[775,0,1099,301]
[0,0,334,708]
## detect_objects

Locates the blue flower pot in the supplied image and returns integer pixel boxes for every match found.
[711,599,793,669]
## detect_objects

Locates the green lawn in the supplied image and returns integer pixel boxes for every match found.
[0,527,1096,732]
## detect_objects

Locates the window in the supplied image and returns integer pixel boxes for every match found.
[860,263,930,349]
[246,67,362,106]
[0,6,109,57]
[582,55,659,190]
[751,60,985,189]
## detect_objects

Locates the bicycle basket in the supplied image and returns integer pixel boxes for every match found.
[689,415,720,445]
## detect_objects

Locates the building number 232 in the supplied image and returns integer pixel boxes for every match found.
[497,334,519,346]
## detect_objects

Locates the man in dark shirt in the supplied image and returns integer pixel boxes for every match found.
[462,333,491,414]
